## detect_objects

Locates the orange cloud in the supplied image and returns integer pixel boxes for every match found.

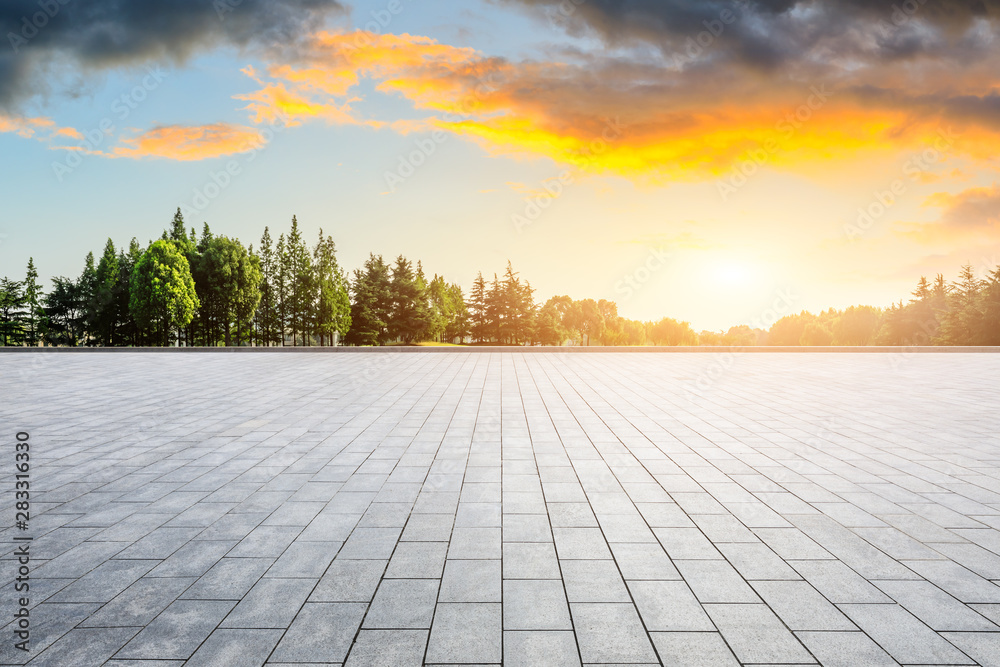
[111,123,265,161]
[898,184,1000,243]
[232,29,1000,183]
[1,114,84,143]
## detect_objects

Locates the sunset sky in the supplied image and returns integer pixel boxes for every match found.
[2,0,999,331]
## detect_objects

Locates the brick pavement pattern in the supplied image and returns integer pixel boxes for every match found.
[2,352,999,666]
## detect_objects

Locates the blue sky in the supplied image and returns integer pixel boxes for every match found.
[2,0,999,330]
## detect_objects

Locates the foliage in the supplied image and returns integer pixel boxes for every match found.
[129,239,200,346]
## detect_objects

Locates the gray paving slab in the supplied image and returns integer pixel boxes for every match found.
[4,352,1000,666]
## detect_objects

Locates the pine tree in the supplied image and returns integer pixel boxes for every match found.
[276,233,290,345]
[93,240,119,345]
[469,272,488,343]
[0,277,26,346]
[23,257,46,346]
[116,240,143,346]
[346,254,392,346]
[388,255,432,344]
[286,216,315,345]
[79,251,98,345]
[256,227,282,346]
[313,229,351,346]
[935,264,983,345]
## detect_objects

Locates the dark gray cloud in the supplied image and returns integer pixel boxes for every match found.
[1,0,344,110]
[507,0,1000,67]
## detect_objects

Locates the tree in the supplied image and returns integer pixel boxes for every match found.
[44,277,85,346]
[313,229,351,345]
[469,272,489,343]
[768,312,814,346]
[116,239,144,345]
[832,306,881,346]
[285,217,314,345]
[23,258,46,346]
[650,317,698,346]
[981,266,1000,345]
[0,277,26,346]
[346,254,392,346]
[255,227,282,346]
[388,255,433,343]
[575,299,605,346]
[195,235,261,346]
[535,300,568,346]
[801,321,834,345]
[935,264,983,345]
[129,240,200,346]
[78,251,98,344]
[92,240,119,345]
[276,233,290,344]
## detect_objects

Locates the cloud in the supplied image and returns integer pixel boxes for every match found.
[1,112,82,143]
[0,113,54,137]
[231,28,1000,183]
[504,0,1000,69]
[899,184,1000,242]
[0,0,345,110]
[110,123,264,160]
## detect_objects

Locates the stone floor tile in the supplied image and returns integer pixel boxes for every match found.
[705,603,814,664]
[270,602,367,663]
[504,579,573,630]
[649,632,740,666]
[425,603,502,664]
[570,603,658,664]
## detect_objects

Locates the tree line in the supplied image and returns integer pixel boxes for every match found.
[1,210,998,347]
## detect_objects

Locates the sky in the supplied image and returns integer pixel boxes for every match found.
[1,0,999,331]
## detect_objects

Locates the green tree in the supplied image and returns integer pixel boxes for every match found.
[469,272,490,343]
[255,227,282,346]
[0,277,26,346]
[313,229,352,345]
[388,255,433,344]
[346,254,392,346]
[78,251,98,344]
[276,233,290,345]
[23,258,46,346]
[116,239,144,345]
[129,240,200,346]
[44,277,85,346]
[195,235,261,346]
[92,239,120,345]
[286,217,314,345]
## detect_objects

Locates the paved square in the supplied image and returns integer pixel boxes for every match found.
[2,351,1000,666]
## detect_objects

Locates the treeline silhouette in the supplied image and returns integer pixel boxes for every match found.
[1,211,998,347]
